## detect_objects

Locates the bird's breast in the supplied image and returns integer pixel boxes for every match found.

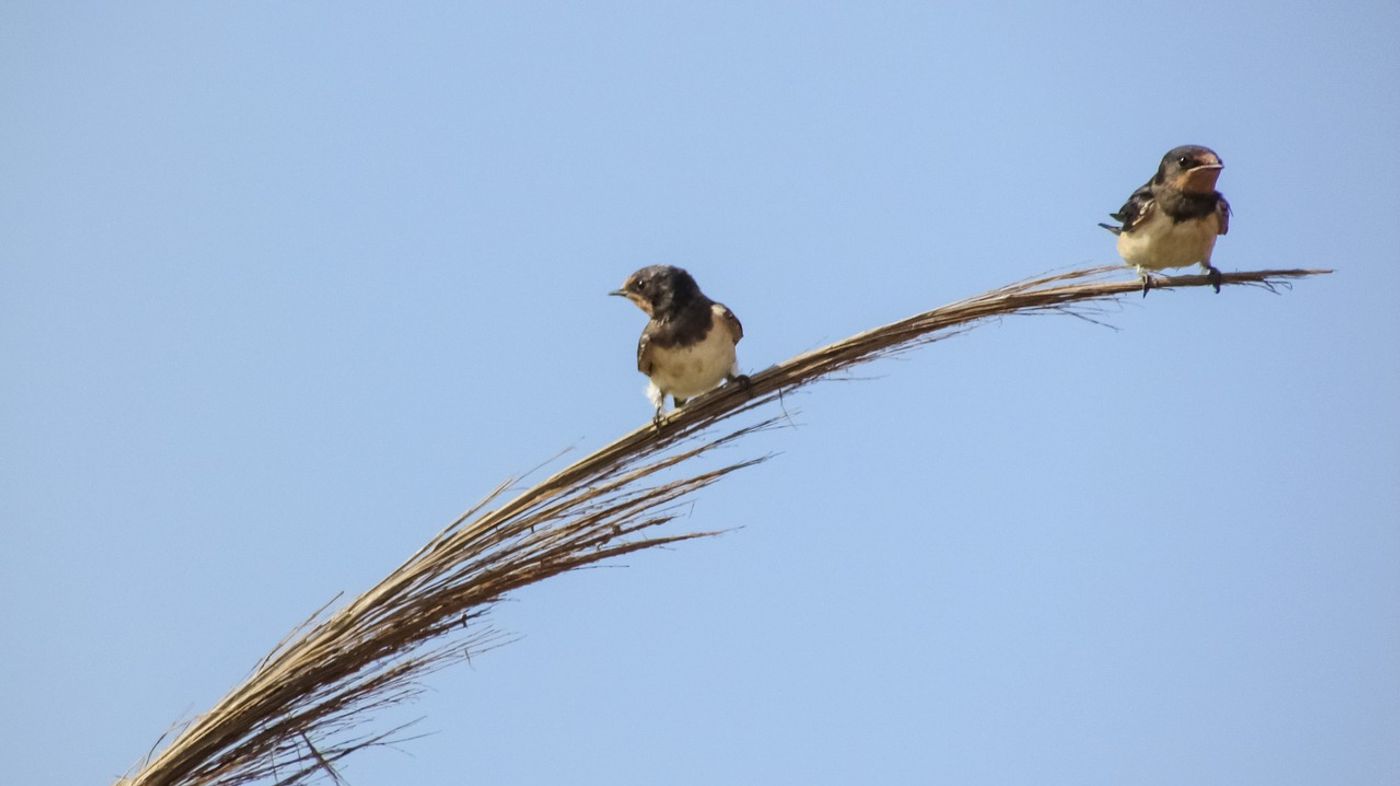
[646,321,738,399]
[1118,209,1221,270]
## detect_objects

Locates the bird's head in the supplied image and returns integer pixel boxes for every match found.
[610,265,700,317]
[1157,145,1224,195]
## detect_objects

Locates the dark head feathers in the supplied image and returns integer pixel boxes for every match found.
[1152,145,1223,187]
[612,265,704,318]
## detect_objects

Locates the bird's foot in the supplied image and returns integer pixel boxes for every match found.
[651,397,688,431]
[1205,265,1222,294]
[727,373,753,397]
[1140,273,1153,298]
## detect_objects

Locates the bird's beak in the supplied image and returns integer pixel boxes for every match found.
[1182,163,1223,193]
[608,289,627,297]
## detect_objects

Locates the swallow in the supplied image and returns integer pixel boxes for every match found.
[1100,145,1232,296]
[611,265,747,427]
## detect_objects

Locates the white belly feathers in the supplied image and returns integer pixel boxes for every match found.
[1117,209,1221,272]
[646,304,738,402]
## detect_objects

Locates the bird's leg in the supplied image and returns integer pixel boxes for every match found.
[653,397,686,430]
[1203,262,1223,294]
[1138,268,1153,298]
[726,373,753,397]
[647,382,667,430]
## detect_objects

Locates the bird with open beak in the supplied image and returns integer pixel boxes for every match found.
[611,265,747,427]
[1100,145,1232,296]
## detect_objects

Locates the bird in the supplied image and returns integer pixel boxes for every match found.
[1099,145,1232,297]
[610,265,747,427]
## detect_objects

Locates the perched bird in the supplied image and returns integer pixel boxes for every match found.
[1100,145,1232,296]
[610,265,747,426]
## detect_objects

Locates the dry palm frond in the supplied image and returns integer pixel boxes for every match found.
[119,265,1329,786]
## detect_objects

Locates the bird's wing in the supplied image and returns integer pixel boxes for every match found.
[636,331,653,375]
[1216,195,1231,236]
[1110,184,1156,233]
[714,303,743,344]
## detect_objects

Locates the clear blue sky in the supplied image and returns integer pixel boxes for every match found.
[3,3,1397,784]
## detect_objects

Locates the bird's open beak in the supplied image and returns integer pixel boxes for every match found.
[608,289,627,297]
[1183,163,1223,193]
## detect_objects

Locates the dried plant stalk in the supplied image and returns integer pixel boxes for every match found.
[119,265,1329,786]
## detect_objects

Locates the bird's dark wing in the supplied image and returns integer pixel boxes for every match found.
[636,331,653,375]
[1216,195,1231,235]
[715,303,743,344]
[1103,184,1156,234]
[1113,185,1154,227]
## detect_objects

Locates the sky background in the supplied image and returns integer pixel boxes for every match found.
[3,2,1398,784]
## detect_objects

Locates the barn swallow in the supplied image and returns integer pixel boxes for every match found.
[1100,145,1232,296]
[610,265,747,427]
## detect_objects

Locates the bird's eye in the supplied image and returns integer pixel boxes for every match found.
[1177,155,1190,166]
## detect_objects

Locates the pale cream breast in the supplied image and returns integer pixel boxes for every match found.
[1118,209,1221,271]
[647,308,739,400]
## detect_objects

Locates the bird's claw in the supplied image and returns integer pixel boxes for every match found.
[1206,265,1223,294]
[728,373,753,397]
